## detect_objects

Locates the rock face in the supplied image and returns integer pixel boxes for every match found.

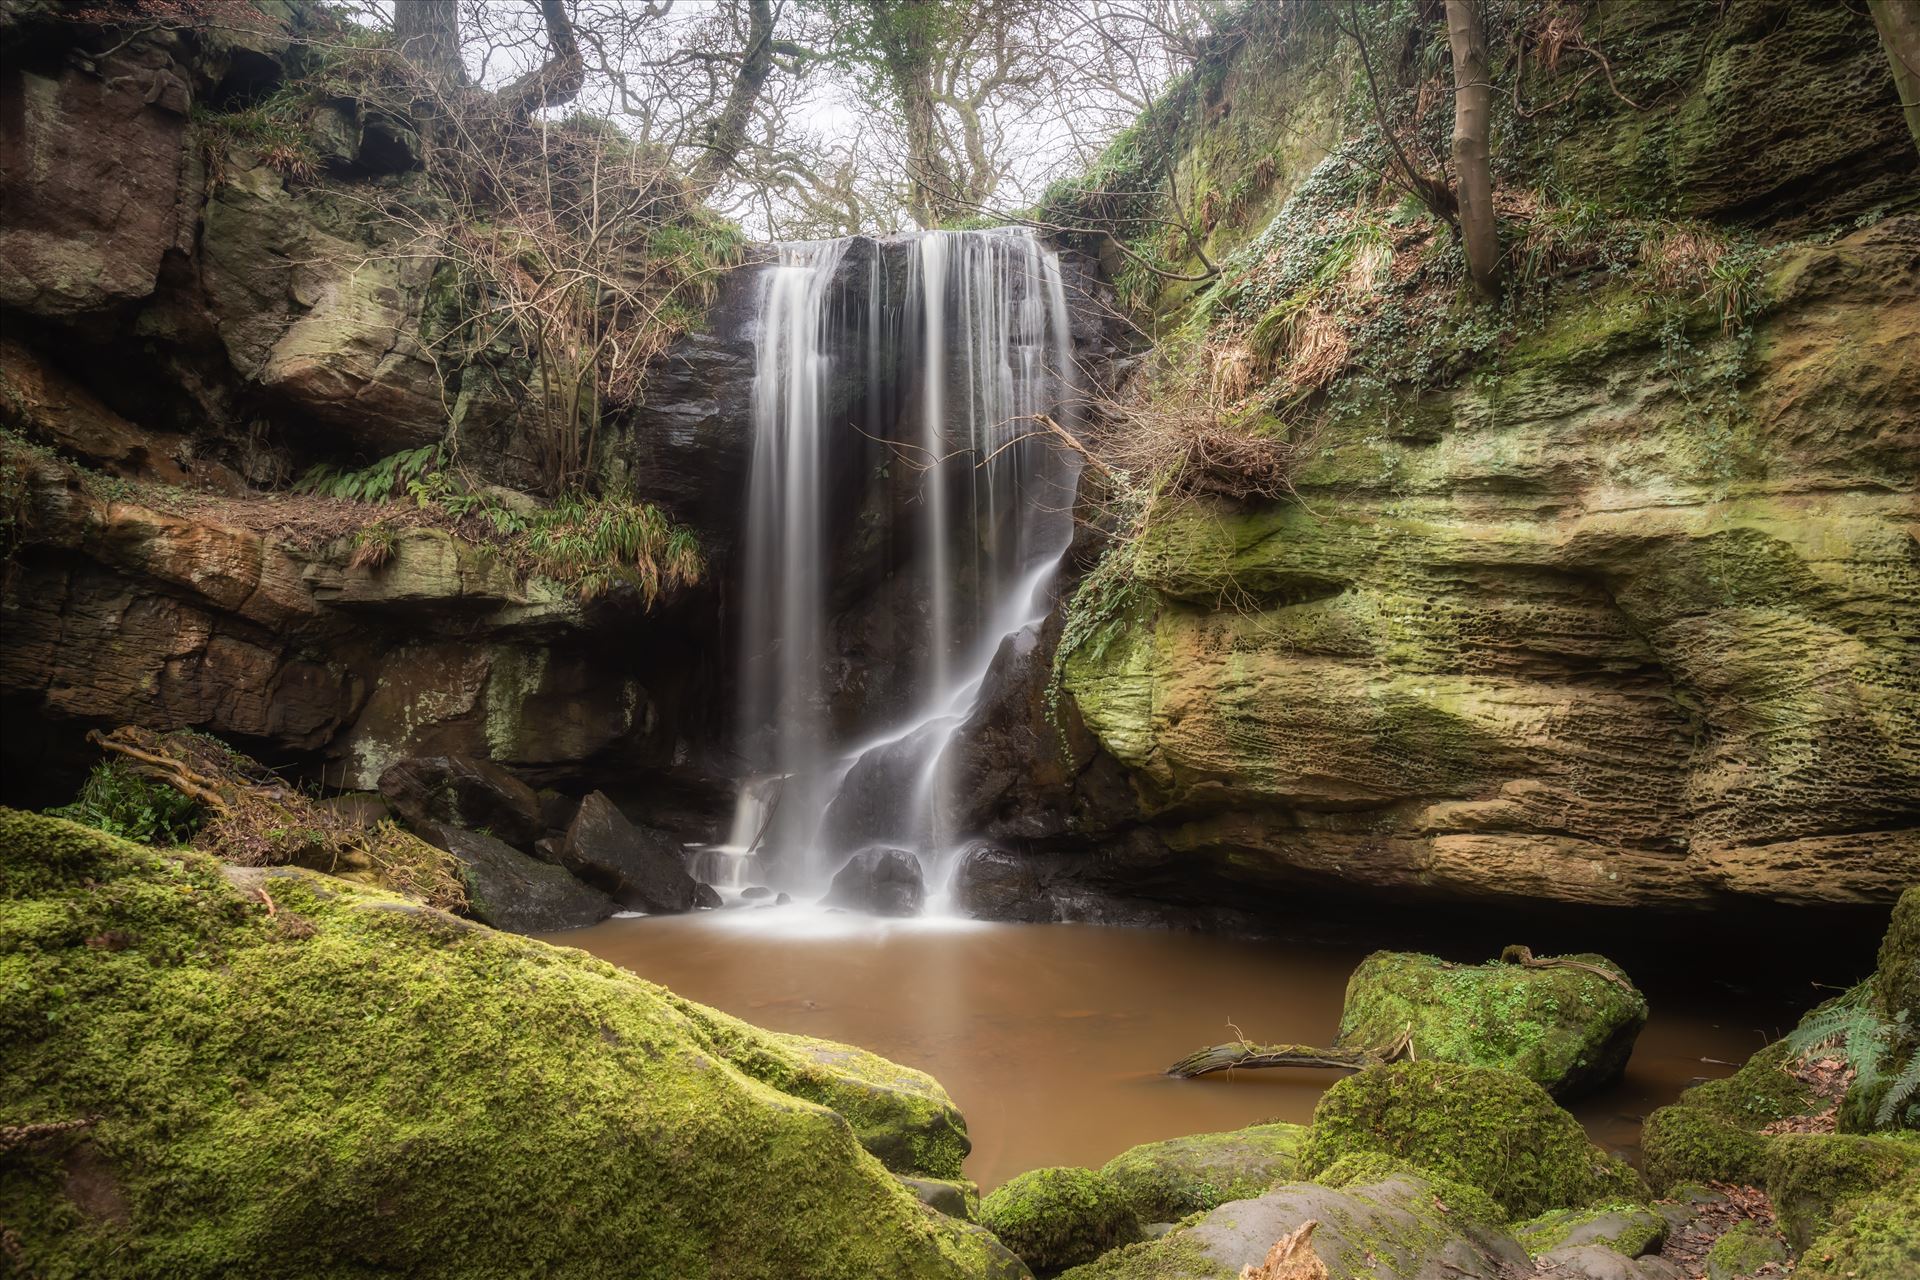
[1045,217,1920,916]
[0,809,1018,1280]
[378,756,545,848]
[415,820,616,933]
[824,846,927,917]
[1336,951,1648,1100]
[556,791,718,914]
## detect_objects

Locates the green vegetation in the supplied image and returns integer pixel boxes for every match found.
[0,810,1010,1280]
[297,449,705,606]
[1511,1203,1667,1258]
[1308,1151,1506,1227]
[1704,1220,1789,1277]
[1794,1172,1920,1280]
[1336,950,1647,1099]
[1296,1061,1646,1219]
[978,1166,1143,1273]
[1098,1122,1306,1222]
[49,760,202,847]
[1761,1132,1920,1249]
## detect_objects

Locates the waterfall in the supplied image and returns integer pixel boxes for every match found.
[725,228,1079,904]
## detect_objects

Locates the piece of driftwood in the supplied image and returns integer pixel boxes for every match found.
[1166,1027,1414,1080]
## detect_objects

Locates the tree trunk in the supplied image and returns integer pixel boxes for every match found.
[1445,0,1500,301]
[1870,0,1920,157]
[394,0,464,86]
[498,0,585,119]
[696,0,780,181]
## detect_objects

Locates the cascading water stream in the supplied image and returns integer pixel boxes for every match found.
[724,228,1079,907]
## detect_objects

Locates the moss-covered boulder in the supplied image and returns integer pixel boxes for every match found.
[1307,1151,1506,1227]
[1337,950,1648,1100]
[1760,1132,1920,1250]
[1097,1121,1306,1222]
[1640,1038,1828,1192]
[1794,1171,1920,1280]
[1296,1061,1647,1220]
[1704,1219,1791,1280]
[0,810,1025,1280]
[978,1167,1142,1275]
[1512,1203,1667,1258]
[1056,1173,1529,1280]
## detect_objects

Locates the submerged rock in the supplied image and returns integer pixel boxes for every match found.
[378,755,545,848]
[0,809,1018,1279]
[953,842,1052,922]
[823,846,926,917]
[1337,950,1647,1100]
[1098,1121,1308,1222]
[978,1167,1143,1274]
[1058,1173,1527,1280]
[555,791,719,914]
[416,820,616,934]
[1296,1061,1647,1220]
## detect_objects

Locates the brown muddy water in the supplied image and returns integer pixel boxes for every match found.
[543,911,1805,1191]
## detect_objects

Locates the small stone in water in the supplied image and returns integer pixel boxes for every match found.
[741,886,773,900]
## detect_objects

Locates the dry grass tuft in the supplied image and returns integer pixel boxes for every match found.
[88,726,467,913]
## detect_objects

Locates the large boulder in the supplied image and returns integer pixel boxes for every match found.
[977,1167,1142,1274]
[1296,1061,1647,1220]
[555,791,718,914]
[1058,1173,1528,1280]
[823,846,927,917]
[1098,1121,1308,1223]
[415,821,615,934]
[379,755,545,848]
[0,809,1023,1280]
[1336,950,1648,1100]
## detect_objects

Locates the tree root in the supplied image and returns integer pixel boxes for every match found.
[1499,945,1635,992]
[1167,1027,1413,1079]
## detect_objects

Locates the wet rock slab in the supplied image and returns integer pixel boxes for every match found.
[555,791,719,914]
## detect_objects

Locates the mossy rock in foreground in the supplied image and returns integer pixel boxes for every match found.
[1760,1131,1920,1250]
[1793,1171,1920,1280]
[978,1167,1143,1274]
[0,810,1023,1280]
[1295,1061,1647,1220]
[1704,1220,1790,1280]
[1336,950,1648,1100]
[1097,1121,1307,1222]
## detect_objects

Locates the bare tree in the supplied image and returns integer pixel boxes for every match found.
[395,0,464,85]
[1446,0,1500,299]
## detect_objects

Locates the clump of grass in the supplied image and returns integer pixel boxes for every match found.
[49,760,202,846]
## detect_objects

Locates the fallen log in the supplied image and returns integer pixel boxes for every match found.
[1166,1028,1412,1080]
[1499,944,1636,992]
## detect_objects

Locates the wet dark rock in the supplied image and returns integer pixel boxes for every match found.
[378,755,544,849]
[823,846,926,917]
[557,791,718,914]
[952,842,1052,923]
[741,885,773,900]
[775,892,792,906]
[417,821,617,934]
[537,788,582,835]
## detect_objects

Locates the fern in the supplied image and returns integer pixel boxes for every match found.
[295,445,445,503]
[1788,996,1901,1103]
[1878,1053,1920,1129]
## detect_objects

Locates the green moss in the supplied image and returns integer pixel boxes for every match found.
[1641,1105,1771,1194]
[1053,1229,1233,1280]
[1761,1132,1920,1249]
[1512,1203,1667,1258]
[1793,1173,1920,1280]
[1336,950,1647,1099]
[978,1167,1143,1274]
[1295,1061,1647,1220]
[0,810,1009,1280]
[1098,1122,1306,1222]
[1309,1151,1506,1227]
[1704,1220,1790,1278]
[1875,886,1919,1028]
[662,1000,972,1180]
